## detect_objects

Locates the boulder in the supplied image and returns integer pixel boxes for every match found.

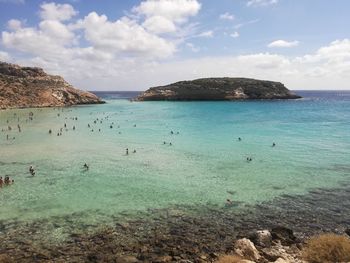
[272,258,289,263]
[262,242,302,263]
[271,227,297,246]
[249,230,272,248]
[234,238,261,261]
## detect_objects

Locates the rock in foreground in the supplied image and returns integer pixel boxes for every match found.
[0,61,104,109]
[136,78,301,101]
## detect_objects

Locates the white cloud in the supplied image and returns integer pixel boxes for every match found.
[197,30,213,38]
[39,20,76,45]
[234,19,259,29]
[230,31,239,38]
[220,12,235,21]
[2,2,350,91]
[268,40,299,48]
[247,0,278,7]
[7,19,22,30]
[65,39,350,90]
[142,16,176,34]
[80,12,176,58]
[39,2,78,21]
[133,0,201,24]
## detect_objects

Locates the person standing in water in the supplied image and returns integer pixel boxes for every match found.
[126,148,129,155]
[29,166,35,176]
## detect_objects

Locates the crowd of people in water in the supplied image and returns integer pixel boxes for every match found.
[1,107,277,207]
[0,165,36,189]
[0,176,14,187]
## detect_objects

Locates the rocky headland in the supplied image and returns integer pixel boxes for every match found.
[0,61,104,109]
[136,78,301,101]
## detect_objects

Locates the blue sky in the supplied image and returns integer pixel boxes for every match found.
[0,0,350,90]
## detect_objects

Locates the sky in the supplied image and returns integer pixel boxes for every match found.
[0,0,350,91]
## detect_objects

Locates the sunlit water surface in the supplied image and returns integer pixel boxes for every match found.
[0,91,349,236]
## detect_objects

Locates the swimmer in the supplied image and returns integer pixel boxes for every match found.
[272,142,276,147]
[4,176,10,185]
[163,141,166,145]
[171,131,174,134]
[83,163,89,170]
[238,137,242,141]
[169,142,172,146]
[133,150,136,153]
[29,166,35,176]
[49,129,52,134]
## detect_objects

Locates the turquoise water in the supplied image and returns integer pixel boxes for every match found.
[0,91,350,230]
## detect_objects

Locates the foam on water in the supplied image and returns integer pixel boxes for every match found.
[0,91,349,230]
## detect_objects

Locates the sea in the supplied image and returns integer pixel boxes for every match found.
[0,90,349,243]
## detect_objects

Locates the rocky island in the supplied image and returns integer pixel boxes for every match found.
[136,78,301,101]
[0,61,104,109]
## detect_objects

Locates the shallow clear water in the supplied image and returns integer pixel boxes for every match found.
[0,91,349,229]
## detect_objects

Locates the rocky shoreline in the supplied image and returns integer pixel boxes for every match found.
[0,183,350,262]
[0,61,104,109]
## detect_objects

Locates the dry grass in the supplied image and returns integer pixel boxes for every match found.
[302,233,350,263]
[215,255,244,263]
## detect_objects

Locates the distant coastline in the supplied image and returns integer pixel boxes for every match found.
[135,78,301,101]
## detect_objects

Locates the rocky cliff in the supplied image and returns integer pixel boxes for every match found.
[136,78,301,101]
[0,61,104,109]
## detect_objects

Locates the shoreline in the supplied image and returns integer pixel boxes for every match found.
[0,101,106,111]
[1,183,349,262]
